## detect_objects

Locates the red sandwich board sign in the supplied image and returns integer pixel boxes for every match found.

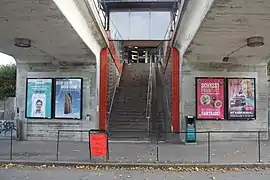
[89,131,108,159]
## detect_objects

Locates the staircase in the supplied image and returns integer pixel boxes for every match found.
[108,63,150,140]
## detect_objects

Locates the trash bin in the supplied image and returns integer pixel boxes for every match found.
[185,116,196,143]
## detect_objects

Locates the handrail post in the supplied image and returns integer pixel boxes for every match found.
[56,130,60,161]
[9,129,13,161]
[258,131,261,163]
[145,59,153,132]
[207,132,211,163]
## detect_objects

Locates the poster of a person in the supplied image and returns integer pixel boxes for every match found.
[241,79,254,107]
[32,94,46,117]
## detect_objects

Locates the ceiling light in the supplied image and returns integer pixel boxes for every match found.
[14,38,31,48]
[134,46,138,49]
[222,36,264,62]
[246,36,264,47]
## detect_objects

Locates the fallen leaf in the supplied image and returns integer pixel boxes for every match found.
[96,173,102,176]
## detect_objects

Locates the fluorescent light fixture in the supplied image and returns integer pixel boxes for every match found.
[14,38,31,48]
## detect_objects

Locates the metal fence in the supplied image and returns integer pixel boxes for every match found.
[0,130,269,164]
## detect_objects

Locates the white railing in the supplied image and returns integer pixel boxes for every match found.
[145,60,153,132]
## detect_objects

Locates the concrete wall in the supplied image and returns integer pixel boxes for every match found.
[0,97,15,120]
[181,61,268,141]
[0,98,16,139]
[16,62,98,141]
[0,119,17,139]
[267,77,270,129]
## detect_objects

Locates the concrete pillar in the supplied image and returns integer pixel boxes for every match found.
[145,50,148,63]
[16,62,28,140]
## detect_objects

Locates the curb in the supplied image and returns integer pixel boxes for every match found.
[1,160,270,169]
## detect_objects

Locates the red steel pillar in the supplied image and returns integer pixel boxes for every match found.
[171,48,180,132]
[99,48,108,130]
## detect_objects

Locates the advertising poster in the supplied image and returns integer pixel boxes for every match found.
[26,78,53,118]
[196,78,225,119]
[227,78,256,119]
[54,78,82,119]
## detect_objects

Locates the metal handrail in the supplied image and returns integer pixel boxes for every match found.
[92,0,106,27]
[145,60,153,132]
[109,19,124,59]
[157,61,172,129]
[106,69,122,129]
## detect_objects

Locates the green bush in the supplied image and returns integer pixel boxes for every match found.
[0,64,16,100]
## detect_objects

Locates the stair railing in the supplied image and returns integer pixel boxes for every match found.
[145,59,153,132]
[106,73,121,129]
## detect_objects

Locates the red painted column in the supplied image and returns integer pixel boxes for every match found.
[171,48,180,132]
[99,48,108,130]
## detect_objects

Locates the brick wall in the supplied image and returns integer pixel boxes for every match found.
[163,55,172,120]
[107,53,120,113]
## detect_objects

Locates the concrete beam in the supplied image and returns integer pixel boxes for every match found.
[173,0,214,57]
[53,0,106,56]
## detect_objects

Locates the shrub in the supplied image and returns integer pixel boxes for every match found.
[0,64,16,100]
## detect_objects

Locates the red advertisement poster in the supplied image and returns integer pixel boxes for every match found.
[196,78,225,119]
[89,133,108,157]
[227,78,256,119]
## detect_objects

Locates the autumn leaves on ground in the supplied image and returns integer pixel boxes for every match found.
[1,163,270,180]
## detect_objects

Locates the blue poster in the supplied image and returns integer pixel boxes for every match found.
[54,78,82,119]
[26,79,53,118]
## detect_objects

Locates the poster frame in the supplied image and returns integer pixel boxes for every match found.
[25,78,54,119]
[53,77,83,120]
[195,77,226,120]
[226,77,256,120]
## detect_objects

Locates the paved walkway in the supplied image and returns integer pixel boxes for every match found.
[1,139,270,163]
[1,167,270,180]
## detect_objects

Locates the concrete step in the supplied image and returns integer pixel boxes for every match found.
[108,132,150,141]
[114,97,147,100]
[109,115,146,119]
[111,106,146,110]
[109,116,146,121]
[110,111,146,115]
[110,114,146,119]
[109,124,148,129]
[111,110,145,114]
[109,118,148,123]
[109,123,148,128]
[108,128,149,133]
